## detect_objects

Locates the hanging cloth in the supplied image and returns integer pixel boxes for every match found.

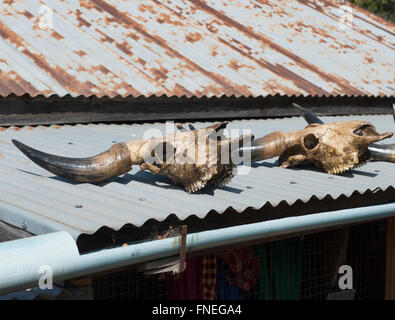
[217,247,260,292]
[216,259,248,300]
[165,256,203,300]
[202,254,217,300]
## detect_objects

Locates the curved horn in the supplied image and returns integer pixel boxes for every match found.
[239,104,321,163]
[367,143,395,163]
[175,123,188,132]
[292,103,323,125]
[238,131,294,162]
[392,104,395,124]
[12,140,133,183]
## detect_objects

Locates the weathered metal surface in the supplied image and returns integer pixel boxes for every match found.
[0,115,394,239]
[0,0,394,98]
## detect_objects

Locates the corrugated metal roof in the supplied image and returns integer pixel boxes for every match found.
[0,115,394,240]
[0,0,394,98]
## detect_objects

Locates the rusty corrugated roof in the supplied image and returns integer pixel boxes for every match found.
[0,0,394,98]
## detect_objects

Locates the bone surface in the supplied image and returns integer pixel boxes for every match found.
[293,103,395,164]
[13,123,253,193]
[249,121,392,174]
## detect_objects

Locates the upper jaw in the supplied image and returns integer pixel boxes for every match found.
[377,131,394,141]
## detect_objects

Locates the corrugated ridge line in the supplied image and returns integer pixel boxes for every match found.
[0,1,390,97]
[0,160,393,237]
[0,156,394,224]
[1,93,394,99]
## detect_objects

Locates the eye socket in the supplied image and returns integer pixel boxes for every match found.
[303,134,319,150]
[353,124,375,137]
[354,129,363,136]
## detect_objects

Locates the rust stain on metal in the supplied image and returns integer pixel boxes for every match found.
[75,9,91,28]
[151,67,168,81]
[151,0,185,20]
[127,32,141,41]
[90,0,246,96]
[75,50,87,57]
[114,41,132,56]
[206,20,219,33]
[79,0,96,11]
[112,82,141,97]
[21,49,94,96]
[22,11,34,19]
[179,225,187,273]
[346,2,395,35]
[170,83,194,98]
[139,4,157,15]
[297,0,394,50]
[0,71,28,96]
[228,59,242,71]
[299,0,325,13]
[0,0,393,98]
[190,0,368,96]
[217,37,328,96]
[0,85,10,97]
[104,16,118,25]
[210,47,218,57]
[0,21,24,47]
[96,28,115,43]
[97,65,111,74]
[137,58,146,66]
[185,32,202,43]
[51,31,64,40]
[7,71,40,96]
[156,12,184,26]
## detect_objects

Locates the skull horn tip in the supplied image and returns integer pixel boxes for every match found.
[12,139,133,183]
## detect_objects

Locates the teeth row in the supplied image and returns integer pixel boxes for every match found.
[327,160,358,175]
[185,166,218,193]
[186,180,208,193]
[184,164,237,193]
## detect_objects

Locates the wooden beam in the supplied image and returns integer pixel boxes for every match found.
[385,218,395,300]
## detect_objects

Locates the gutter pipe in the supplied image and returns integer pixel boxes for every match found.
[1,201,395,294]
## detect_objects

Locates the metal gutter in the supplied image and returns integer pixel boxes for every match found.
[1,201,395,294]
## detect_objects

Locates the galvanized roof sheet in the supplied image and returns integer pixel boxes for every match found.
[0,0,394,98]
[0,115,394,240]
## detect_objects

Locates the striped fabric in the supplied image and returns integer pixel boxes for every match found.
[202,254,217,300]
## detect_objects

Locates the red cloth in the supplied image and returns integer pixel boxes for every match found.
[217,247,259,292]
[202,254,217,300]
[165,257,203,300]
